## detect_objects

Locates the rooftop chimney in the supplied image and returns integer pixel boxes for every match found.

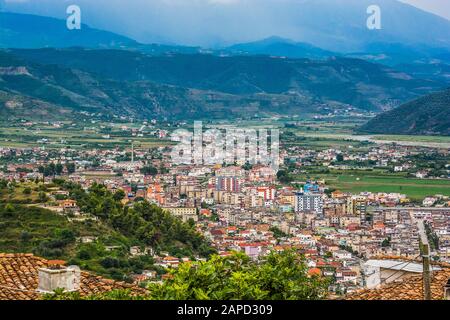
[37,260,81,294]
[445,279,450,300]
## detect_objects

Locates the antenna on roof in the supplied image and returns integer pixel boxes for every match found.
[418,220,431,300]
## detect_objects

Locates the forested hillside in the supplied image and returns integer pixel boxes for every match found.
[359,88,450,136]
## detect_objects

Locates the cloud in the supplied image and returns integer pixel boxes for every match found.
[400,0,450,20]
[1,0,449,48]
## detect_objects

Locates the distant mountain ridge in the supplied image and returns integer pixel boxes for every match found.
[0,10,449,122]
[1,11,450,66]
[9,48,444,110]
[225,37,336,60]
[0,50,332,120]
[3,0,449,52]
[0,12,137,49]
[0,11,204,55]
[358,88,450,136]
[0,48,445,121]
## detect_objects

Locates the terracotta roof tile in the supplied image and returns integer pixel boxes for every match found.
[0,253,147,300]
[346,256,450,300]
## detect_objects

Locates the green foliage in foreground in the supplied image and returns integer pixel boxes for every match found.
[44,251,330,300]
[0,180,215,281]
[61,181,215,258]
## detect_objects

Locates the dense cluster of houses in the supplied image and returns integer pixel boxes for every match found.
[1,129,449,294]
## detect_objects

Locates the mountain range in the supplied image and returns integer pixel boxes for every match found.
[0,50,330,120]
[2,0,450,51]
[1,47,445,120]
[1,10,450,65]
[0,12,137,49]
[0,9,449,134]
[225,37,336,60]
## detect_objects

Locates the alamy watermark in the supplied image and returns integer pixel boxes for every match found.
[367,5,382,30]
[170,122,280,172]
[64,4,380,32]
[66,4,81,30]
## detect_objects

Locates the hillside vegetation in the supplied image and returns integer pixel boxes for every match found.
[46,250,330,300]
[359,88,450,136]
[0,48,443,120]
[0,180,214,281]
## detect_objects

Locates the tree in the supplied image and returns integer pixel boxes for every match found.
[55,163,64,176]
[48,163,56,176]
[20,231,32,243]
[140,166,158,176]
[66,163,76,174]
[38,192,48,203]
[148,250,329,300]
[39,163,57,177]
[3,203,15,217]
[269,226,289,240]
[113,189,126,202]
[45,250,330,301]
[100,257,121,269]
[277,170,293,184]
[242,162,253,171]
[0,179,8,189]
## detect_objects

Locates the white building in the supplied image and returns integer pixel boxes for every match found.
[294,192,323,215]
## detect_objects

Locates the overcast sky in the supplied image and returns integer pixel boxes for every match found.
[2,0,448,19]
[1,0,449,46]
[400,0,450,20]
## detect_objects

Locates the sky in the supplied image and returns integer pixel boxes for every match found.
[1,0,449,47]
[400,0,450,20]
[2,0,449,19]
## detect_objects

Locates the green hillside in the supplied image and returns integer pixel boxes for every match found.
[0,180,214,281]
[11,48,440,107]
[0,48,445,121]
[359,88,450,136]
[0,12,137,49]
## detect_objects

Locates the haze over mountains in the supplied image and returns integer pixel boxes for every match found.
[0,3,449,135]
[0,12,137,49]
[2,0,450,51]
[2,8,450,66]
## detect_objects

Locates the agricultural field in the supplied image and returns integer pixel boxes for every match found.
[294,172,450,201]
[0,121,174,150]
[0,181,44,204]
[275,119,450,149]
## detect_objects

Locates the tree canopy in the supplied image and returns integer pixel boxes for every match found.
[46,250,330,300]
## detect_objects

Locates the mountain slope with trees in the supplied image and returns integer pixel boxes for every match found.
[0,179,215,281]
[0,48,445,121]
[358,88,450,136]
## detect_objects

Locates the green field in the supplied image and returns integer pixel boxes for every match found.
[373,135,450,143]
[0,182,43,203]
[294,173,450,200]
[0,125,173,150]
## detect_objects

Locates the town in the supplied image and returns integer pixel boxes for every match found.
[1,118,449,296]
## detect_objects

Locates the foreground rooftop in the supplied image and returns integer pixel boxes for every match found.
[0,253,146,300]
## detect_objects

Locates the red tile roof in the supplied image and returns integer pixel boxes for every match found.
[346,256,450,300]
[0,253,147,300]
